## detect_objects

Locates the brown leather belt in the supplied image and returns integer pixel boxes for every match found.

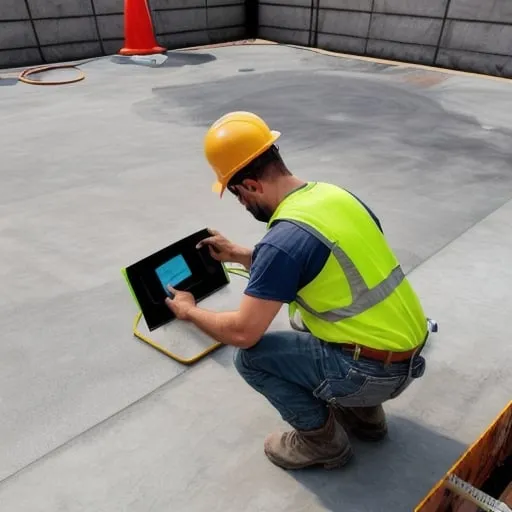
[338,343,419,364]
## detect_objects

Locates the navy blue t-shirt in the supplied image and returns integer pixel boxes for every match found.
[244,190,382,303]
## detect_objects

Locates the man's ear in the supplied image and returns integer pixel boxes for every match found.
[241,179,261,193]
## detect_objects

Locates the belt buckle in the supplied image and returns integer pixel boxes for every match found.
[353,345,361,361]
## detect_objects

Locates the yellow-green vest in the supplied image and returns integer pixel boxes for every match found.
[267,182,428,351]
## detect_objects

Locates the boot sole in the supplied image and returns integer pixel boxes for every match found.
[264,443,354,471]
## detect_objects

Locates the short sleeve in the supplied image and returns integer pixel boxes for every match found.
[244,243,302,303]
[243,221,330,303]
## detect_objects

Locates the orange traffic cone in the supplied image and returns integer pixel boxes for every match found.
[119,0,166,56]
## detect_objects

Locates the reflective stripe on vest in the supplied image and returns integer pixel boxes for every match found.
[287,219,406,322]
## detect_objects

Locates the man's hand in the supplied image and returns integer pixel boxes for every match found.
[196,229,253,269]
[180,293,283,348]
[164,286,196,320]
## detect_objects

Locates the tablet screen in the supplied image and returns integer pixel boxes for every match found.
[155,254,192,295]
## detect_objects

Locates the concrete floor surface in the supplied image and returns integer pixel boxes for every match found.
[0,43,511,511]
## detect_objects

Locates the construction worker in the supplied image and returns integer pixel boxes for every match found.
[165,111,436,471]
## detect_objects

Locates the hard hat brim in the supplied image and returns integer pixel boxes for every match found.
[212,180,225,196]
[211,129,281,198]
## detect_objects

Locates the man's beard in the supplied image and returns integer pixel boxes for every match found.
[246,202,272,223]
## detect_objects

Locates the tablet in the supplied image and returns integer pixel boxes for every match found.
[122,228,230,331]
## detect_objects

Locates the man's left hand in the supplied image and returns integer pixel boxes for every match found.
[165,286,196,320]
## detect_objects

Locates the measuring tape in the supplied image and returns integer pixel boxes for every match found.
[445,474,512,512]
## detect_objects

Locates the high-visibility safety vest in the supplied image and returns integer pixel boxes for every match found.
[267,182,428,351]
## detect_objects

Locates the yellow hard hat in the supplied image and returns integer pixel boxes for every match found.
[204,111,281,197]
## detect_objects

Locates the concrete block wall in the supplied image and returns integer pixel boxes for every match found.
[259,0,512,78]
[0,0,246,69]
[1,0,511,77]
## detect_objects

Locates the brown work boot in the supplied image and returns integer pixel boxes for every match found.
[331,404,388,441]
[263,408,353,470]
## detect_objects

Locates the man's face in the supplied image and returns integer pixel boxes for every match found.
[228,182,272,223]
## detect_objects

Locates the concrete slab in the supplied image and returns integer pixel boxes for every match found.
[388,198,512,436]
[0,42,511,509]
[0,351,469,512]
[1,189,511,510]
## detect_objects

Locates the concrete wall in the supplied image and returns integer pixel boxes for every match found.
[0,0,246,69]
[2,0,511,78]
[259,0,512,78]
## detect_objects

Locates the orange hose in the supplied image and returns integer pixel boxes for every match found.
[18,64,85,85]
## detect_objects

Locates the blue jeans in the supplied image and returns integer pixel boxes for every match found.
[234,330,426,431]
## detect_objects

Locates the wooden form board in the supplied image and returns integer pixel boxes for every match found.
[415,400,512,511]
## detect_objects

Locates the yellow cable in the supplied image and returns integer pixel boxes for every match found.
[132,266,250,365]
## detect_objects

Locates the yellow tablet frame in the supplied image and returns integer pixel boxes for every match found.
[128,266,250,365]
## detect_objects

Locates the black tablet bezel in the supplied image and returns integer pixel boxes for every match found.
[124,229,230,331]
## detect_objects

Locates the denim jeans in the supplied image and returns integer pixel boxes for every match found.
[234,330,427,431]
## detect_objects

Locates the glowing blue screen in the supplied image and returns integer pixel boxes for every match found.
[155,254,192,295]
